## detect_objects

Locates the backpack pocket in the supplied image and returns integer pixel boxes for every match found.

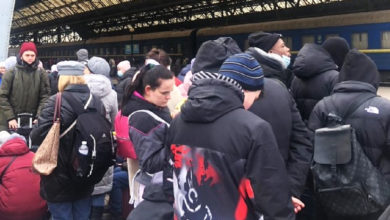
[317,184,375,216]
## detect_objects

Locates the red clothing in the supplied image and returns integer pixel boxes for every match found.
[175,77,182,86]
[0,137,47,220]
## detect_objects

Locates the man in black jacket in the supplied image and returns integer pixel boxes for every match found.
[246,33,313,208]
[247,31,293,87]
[309,49,389,220]
[290,43,339,123]
[167,38,295,220]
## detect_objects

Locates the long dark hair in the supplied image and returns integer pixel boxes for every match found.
[121,64,174,107]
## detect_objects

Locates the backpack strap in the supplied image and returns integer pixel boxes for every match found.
[0,156,17,184]
[59,93,93,138]
[128,109,170,128]
[330,93,376,122]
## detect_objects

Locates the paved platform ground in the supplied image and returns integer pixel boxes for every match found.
[378,87,390,100]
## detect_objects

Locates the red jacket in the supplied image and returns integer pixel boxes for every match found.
[0,136,47,220]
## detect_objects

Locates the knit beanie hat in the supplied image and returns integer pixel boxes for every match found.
[57,61,85,76]
[322,37,350,70]
[87,56,110,78]
[219,53,264,91]
[339,49,380,89]
[192,37,242,73]
[19,42,37,56]
[248,31,282,52]
[76,49,89,64]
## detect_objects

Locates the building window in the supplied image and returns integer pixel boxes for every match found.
[302,35,315,46]
[381,32,390,49]
[351,33,368,49]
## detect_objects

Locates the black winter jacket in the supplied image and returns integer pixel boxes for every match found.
[309,81,390,182]
[249,77,312,197]
[121,93,172,185]
[116,67,136,106]
[291,43,339,122]
[31,84,106,202]
[167,78,295,220]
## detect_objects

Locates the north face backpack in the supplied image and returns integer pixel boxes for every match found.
[62,93,115,185]
[312,93,390,216]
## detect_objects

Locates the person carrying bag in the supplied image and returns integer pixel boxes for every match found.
[32,92,61,175]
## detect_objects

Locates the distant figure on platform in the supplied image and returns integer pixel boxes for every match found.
[0,42,50,131]
[116,60,136,107]
[76,48,89,65]
[0,131,47,220]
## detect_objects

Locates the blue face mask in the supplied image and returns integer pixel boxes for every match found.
[117,71,123,77]
[282,55,291,68]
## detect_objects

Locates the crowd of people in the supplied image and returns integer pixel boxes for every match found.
[0,30,389,220]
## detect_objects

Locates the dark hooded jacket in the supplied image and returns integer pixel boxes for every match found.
[167,77,295,220]
[309,50,390,184]
[116,67,137,106]
[290,43,339,123]
[0,56,50,130]
[121,93,172,185]
[246,47,312,197]
[31,84,106,202]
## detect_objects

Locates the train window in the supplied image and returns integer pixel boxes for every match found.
[133,44,139,54]
[283,37,292,49]
[302,35,315,46]
[143,46,148,54]
[106,48,110,55]
[351,33,368,49]
[177,43,182,54]
[381,32,390,49]
[94,48,98,55]
[326,34,339,39]
[99,48,104,55]
[112,47,117,55]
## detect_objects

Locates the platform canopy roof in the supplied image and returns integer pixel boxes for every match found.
[10,0,390,45]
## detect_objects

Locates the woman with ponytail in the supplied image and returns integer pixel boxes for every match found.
[120,64,174,207]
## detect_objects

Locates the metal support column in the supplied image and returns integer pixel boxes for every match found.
[0,0,15,61]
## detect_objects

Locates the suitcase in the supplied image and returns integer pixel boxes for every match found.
[16,113,34,149]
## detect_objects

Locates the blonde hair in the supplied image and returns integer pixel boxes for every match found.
[57,75,86,92]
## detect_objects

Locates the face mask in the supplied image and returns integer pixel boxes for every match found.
[117,70,123,77]
[282,55,291,68]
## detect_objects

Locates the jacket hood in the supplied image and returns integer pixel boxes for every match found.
[246,47,285,77]
[84,74,112,98]
[333,80,377,95]
[181,78,244,123]
[0,135,29,156]
[293,43,337,79]
[338,49,380,89]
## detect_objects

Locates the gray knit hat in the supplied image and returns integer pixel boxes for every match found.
[87,56,110,78]
[76,49,88,64]
[57,61,85,76]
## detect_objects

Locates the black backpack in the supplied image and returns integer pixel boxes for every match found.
[312,93,390,216]
[62,92,115,185]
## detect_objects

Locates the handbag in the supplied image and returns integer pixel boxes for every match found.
[32,92,62,175]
